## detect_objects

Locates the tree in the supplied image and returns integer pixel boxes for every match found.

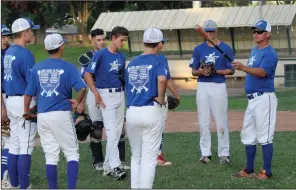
[276,1,295,4]
[69,1,98,44]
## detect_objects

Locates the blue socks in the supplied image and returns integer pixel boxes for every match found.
[67,161,79,189]
[245,145,256,173]
[1,149,9,180]
[46,165,57,189]
[7,153,19,187]
[262,143,273,176]
[18,154,32,189]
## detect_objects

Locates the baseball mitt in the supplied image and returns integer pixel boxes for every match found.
[78,50,94,66]
[200,60,216,76]
[167,96,180,110]
[23,106,37,123]
[1,118,10,137]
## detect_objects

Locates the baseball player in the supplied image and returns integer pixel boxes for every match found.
[1,24,12,187]
[77,28,129,171]
[3,18,39,189]
[125,27,167,188]
[156,40,180,166]
[189,19,235,164]
[84,26,129,180]
[25,33,86,188]
[232,20,278,180]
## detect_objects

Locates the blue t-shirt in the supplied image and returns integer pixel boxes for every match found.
[1,48,8,93]
[125,54,167,107]
[25,58,86,113]
[158,54,171,80]
[85,48,126,88]
[245,45,278,94]
[3,45,35,96]
[189,42,234,83]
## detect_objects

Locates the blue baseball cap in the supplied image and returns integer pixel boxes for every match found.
[251,20,271,32]
[11,18,40,34]
[203,19,217,32]
[1,24,11,36]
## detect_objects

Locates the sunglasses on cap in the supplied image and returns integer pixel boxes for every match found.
[253,30,265,34]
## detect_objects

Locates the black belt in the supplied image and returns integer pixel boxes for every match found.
[6,94,23,98]
[108,87,124,93]
[247,92,263,100]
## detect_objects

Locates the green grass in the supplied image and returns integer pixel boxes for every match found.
[174,88,296,112]
[27,44,296,112]
[30,131,296,189]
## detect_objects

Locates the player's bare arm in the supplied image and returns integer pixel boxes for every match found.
[1,93,8,122]
[24,94,32,113]
[192,68,211,77]
[76,95,86,113]
[69,87,86,110]
[167,79,180,100]
[216,69,235,75]
[84,72,106,108]
[155,75,167,105]
[232,61,266,78]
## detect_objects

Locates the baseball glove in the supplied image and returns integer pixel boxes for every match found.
[78,50,94,66]
[1,118,10,137]
[23,106,37,123]
[167,96,180,110]
[200,60,216,76]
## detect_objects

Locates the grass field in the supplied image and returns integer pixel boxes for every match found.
[30,132,296,189]
[26,44,296,188]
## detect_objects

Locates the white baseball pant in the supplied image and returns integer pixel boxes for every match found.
[98,88,125,170]
[37,111,79,165]
[2,93,10,150]
[160,94,168,132]
[6,96,37,155]
[196,82,230,157]
[126,103,162,189]
[241,92,278,145]
[86,88,103,122]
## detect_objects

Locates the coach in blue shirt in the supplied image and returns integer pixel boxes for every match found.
[232,20,278,180]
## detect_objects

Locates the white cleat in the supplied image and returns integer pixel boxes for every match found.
[120,162,130,170]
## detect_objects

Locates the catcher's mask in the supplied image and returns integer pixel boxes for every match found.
[73,112,92,141]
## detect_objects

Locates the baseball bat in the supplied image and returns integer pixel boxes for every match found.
[194,25,233,63]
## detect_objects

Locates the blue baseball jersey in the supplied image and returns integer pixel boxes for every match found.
[158,54,171,80]
[189,42,234,83]
[3,45,35,96]
[85,48,126,88]
[1,48,9,93]
[244,45,278,94]
[125,54,166,107]
[25,58,86,113]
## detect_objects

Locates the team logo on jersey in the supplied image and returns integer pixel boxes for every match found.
[38,69,64,97]
[128,65,152,94]
[90,62,96,71]
[205,52,219,64]
[109,60,121,72]
[248,56,256,66]
[3,55,16,81]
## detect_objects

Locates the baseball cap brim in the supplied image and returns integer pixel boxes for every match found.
[162,37,168,43]
[2,32,12,36]
[204,28,217,32]
[31,25,40,30]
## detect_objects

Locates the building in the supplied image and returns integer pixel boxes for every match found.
[92,4,296,89]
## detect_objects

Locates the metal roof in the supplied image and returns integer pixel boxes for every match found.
[91,4,296,32]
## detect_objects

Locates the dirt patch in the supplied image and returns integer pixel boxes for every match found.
[165,111,296,133]
[33,111,296,146]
